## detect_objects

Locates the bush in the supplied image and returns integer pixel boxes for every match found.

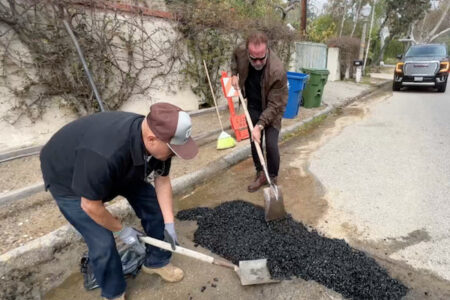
[170,0,302,107]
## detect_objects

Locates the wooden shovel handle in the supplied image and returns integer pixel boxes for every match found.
[139,236,238,271]
[213,259,238,270]
[237,90,272,186]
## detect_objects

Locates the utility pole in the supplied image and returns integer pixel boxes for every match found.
[301,0,307,35]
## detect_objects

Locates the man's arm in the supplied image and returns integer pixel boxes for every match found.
[154,175,174,224]
[257,70,288,128]
[231,46,239,76]
[231,47,240,90]
[80,198,122,232]
[81,197,146,253]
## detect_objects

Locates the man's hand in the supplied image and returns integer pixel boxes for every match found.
[231,75,240,90]
[164,223,178,250]
[118,226,146,254]
[252,125,263,144]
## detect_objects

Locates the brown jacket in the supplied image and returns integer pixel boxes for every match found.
[231,43,288,130]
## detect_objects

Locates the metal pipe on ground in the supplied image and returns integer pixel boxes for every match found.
[62,19,106,112]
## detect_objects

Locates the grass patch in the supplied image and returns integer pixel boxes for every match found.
[281,113,330,142]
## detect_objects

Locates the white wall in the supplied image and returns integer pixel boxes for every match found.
[0,11,201,152]
[327,47,341,82]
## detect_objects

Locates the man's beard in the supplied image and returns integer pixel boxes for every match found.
[250,61,265,71]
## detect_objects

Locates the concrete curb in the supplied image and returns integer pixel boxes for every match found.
[333,81,392,108]
[0,80,391,299]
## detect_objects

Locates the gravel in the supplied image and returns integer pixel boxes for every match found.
[177,200,408,299]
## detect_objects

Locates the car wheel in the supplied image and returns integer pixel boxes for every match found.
[393,82,401,91]
[437,82,447,93]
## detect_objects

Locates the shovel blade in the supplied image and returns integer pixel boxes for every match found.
[263,185,286,221]
[238,259,278,285]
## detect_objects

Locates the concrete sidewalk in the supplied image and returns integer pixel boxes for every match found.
[0,79,391,299]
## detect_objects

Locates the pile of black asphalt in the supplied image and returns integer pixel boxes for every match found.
[176,200,408,299]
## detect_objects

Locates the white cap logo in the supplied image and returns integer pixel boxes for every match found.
[170,111,192,145]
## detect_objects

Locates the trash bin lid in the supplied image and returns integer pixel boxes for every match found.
[301,68,330,75]
[287,71,308,79]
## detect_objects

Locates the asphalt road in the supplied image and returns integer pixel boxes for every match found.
[309,86,450,282]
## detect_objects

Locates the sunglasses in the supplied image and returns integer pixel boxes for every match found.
[248,52,267,62]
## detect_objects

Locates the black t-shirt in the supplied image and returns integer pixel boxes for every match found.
[245,64,264,112]
[40,111,171,201]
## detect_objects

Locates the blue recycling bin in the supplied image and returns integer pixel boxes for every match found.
[283,72,309,119]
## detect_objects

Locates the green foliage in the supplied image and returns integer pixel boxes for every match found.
[384,40,405,60]
[383,0,430,37]
[371,0,430,64]
[170,0,301,107]
[307,15,337,43]
[184,29,235,107]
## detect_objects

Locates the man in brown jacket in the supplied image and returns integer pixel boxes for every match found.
[231,31,288,192]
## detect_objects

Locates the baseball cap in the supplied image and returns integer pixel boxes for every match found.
[146,102,198,160]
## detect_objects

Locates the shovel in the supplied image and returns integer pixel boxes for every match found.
[140,236,277,285]
[237,91,287,221]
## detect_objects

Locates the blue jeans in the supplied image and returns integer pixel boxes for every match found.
[50,180,171,299]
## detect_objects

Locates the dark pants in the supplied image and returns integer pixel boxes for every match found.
[248,108,280,178]
[49,180,171,299]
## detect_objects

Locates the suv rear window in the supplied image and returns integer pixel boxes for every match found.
[405,45,447,57]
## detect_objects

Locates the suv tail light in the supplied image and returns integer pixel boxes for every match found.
[439,61,449,73]
[395,62,404,73]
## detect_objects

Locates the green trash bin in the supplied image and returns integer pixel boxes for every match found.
[301,68,330,108]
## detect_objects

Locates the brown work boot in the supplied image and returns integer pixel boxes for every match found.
[142,263,184,282]
[248,171,267,192]
[103,293,125,300]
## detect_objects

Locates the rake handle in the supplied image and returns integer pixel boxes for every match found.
[237,91,273,187]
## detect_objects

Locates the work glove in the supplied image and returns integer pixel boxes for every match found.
[164,223,179,250]
[118,226,146,255]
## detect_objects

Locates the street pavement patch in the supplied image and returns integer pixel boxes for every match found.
[177,200,408,299]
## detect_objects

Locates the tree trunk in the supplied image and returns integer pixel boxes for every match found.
[339,0,348,37]
[417,12,428,42]
[345,64,350,79]
[363,0,376,73]
[374,35,392,66]
[350,0,362,37]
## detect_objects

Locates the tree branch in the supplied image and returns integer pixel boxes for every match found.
[350,0,362,37]
[428,27,450,42]
[425,0,450,42]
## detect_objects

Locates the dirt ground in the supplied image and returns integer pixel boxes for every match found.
[44,90,450,299]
